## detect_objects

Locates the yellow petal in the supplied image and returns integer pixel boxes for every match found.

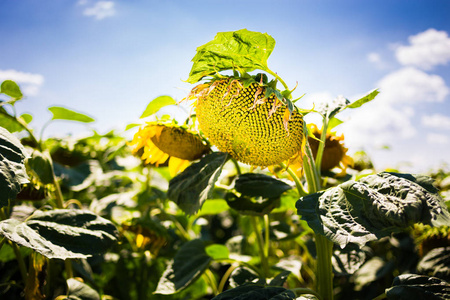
[168,156,190,177]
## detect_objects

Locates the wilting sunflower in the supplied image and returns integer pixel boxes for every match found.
[187,76,305,167]
[308,124,353,175]
[129,123,210,176]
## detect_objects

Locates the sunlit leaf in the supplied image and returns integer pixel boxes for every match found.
[66,278,100,300]
[0,209,119,259]
[417,246,450,281]
[0,80,23,99]
[385,274,450,300]
[140,95,177,118]
[296,172,450,248]
[196,199,230,217]
[0,126,29,207]
[226,192,280,216]
[205,244,229,260]
[168,152,229,215]
[346,89,379,109]
[155,239,212,294]
[187,29,275,83]
[48,106,95,123]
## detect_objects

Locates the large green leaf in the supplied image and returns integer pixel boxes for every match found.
[226,192,280,216]
[0,209,119,259]
[296,172,450,248]
[417,247,450,281]
[187,29,276,83]
[234,173,292,199]
[140,95,176,118]
[385,274,450,300]
[0,80,23,99]
[26,150,54,185]
[168,152,229,215]
[155,239,212,294]
[0,126,29,207]
[66,278,100,300]
[346,89,379,109]
[211,283,296,300]
[48,106,95,123]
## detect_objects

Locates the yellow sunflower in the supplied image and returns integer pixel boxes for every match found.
[187,76,305,167]
[129,123,210,176]
[308,124,353,175]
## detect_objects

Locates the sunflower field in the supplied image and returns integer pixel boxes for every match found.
[1,30,449,300]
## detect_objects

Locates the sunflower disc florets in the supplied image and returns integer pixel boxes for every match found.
[191,76,304,166]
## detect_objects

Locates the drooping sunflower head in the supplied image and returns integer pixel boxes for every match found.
[129,122,210,175]
[188,76,305,167]
[308,124,353,175]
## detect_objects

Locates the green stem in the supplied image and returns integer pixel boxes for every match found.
[231,158,242,175]
[204,269,218,295]
[250,216,270,278]
[217,264,239,294]
[300,142,334,300]
[263,214,270,259]
[266,69,289,91]
[9,241,28,283]
[314,120,329,177]
[280,163,307,197]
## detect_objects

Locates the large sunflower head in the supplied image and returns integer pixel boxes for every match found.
[188,76,305,167]
[308,124,353,175]
[129,122,210,175]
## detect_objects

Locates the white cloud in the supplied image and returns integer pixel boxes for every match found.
[427,133,449,144]
[422,114,450,130]
[0,69,44,96]
[82,1,116,20]
[395,29,450,70]
[377,67,449,104]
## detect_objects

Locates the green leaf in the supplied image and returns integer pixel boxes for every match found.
[155,239,212,294]
[226,192,280,216]
[229,267,261,288]
[0,80,23,99]
[327,117,343,131]
[48,106,95,123]
[187,29,276,83]
[269,271,291,287]
[205,244,229,260]
[168,152,229,215]
[196,199,230,217]
[0,126,29,207]
[346,89,379,109]
[21,113,32,124]
[66,278,100,300]
[385,274,450,300]
[234,173,292,199]
[0,209,119,259]
[26,150,54,185]
[211,283,296,300]
[296,172,450,248]
[417,247,450,281]
[332,246,367,275]
[140,95,177,119]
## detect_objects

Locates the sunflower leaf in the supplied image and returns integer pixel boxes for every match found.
[48,106,95,123]
[235,173,292,199]
[296,172,450,248]
[0,126,29,208]
[1,80,23,99]
[168,152,229,215]
[155,239,212,294]
[187,29,275,84]
[140,95,177,119]
[0,209,119,259]
[346,89,379,109]
[211,284,296,300]
[66,278,100,300]
[385,274,450,300]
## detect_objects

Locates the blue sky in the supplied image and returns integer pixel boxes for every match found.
[1,0,450,172]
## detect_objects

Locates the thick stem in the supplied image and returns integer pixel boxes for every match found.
[280,163,308,197]
[315,234,334,300]
[250,216,270,278]
[314,120,329,177]
[300,142,334,300]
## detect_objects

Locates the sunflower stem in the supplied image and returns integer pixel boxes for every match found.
[314,118,329,177]
[302,142,334,300]
[280,163,308,197]
[251,216,270,278]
